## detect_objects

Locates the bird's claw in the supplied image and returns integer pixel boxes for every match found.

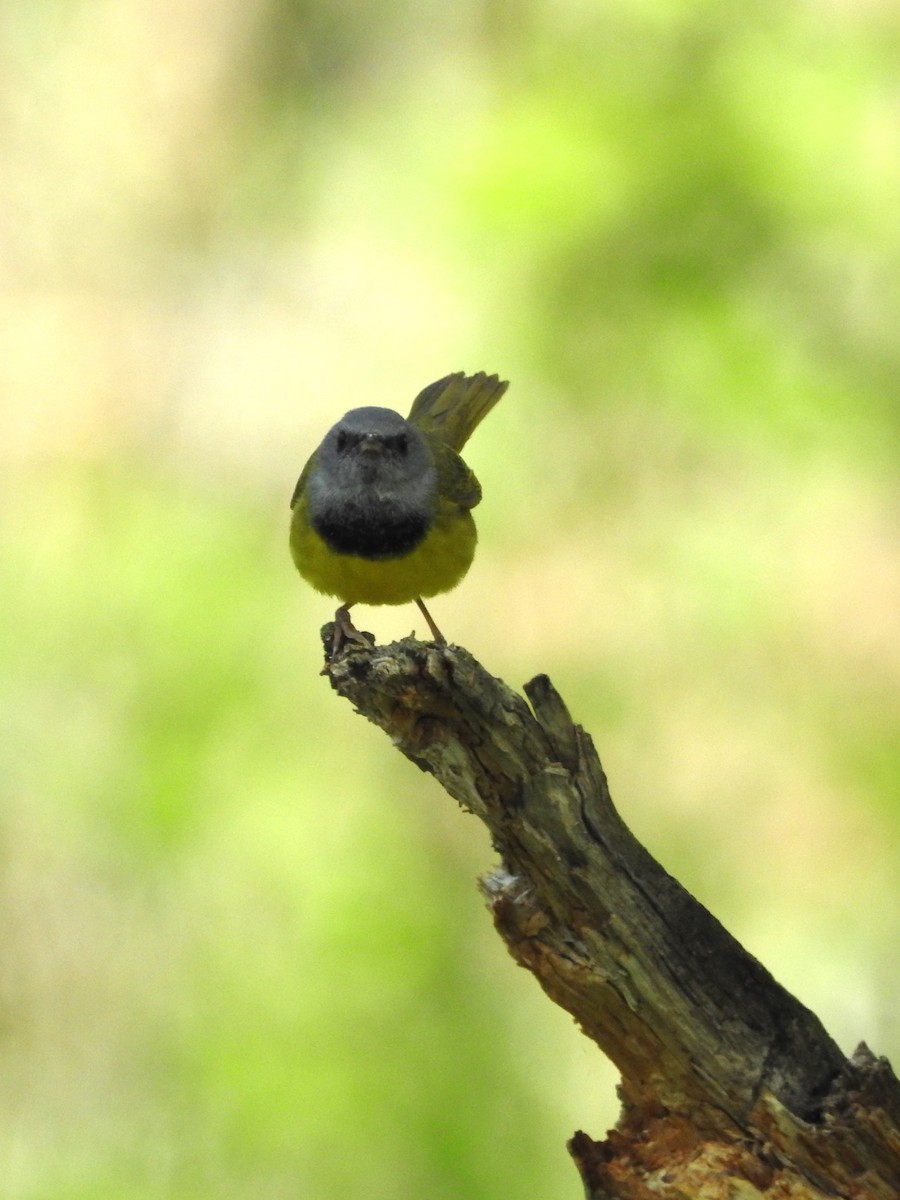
[320,606,374,673]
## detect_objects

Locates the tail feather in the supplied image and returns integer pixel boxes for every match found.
[407,371,508,453]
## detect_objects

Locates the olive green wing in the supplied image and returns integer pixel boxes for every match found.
[407,371,508,453]
[436,443,483,512]
[289,451,316,510]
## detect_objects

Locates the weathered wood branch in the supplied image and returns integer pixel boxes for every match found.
[324,634,900,1198]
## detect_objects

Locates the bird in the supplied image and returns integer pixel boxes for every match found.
[289,370,508,656]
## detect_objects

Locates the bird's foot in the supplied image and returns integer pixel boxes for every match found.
[320,606,374,673]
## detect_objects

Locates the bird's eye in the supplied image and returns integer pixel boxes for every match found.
[336,430,348,452]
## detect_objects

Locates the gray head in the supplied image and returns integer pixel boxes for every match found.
[307,407,438,560]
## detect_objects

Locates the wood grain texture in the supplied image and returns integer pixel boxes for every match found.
[323,634,900,1198]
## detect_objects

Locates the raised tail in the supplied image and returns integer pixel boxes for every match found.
[407,371,508,453]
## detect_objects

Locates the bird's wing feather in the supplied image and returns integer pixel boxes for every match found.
[439,448,483,511]
[290,452,315,510]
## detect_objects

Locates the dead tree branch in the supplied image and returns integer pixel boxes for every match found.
[324,635,900,1198]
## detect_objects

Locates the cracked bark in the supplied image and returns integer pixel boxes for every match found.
[323,633,900,1198]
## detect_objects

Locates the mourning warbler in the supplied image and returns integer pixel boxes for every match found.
[289,370,508,653]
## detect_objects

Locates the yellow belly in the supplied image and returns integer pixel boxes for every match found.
[289,499,477,606]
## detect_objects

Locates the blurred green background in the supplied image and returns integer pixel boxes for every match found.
[3,1,899,1196]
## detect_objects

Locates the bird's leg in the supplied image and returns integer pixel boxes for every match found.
[329,605,374,659]
[415,598,446,644]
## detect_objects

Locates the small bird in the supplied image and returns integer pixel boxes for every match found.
[289,370,508,655]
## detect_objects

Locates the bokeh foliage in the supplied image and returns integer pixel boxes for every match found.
[2,1,899,1197]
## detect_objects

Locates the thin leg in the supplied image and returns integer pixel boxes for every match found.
[329,605,374,658]
[415,597,446,644]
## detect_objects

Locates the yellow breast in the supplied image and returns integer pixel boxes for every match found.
[289,497,477,606]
